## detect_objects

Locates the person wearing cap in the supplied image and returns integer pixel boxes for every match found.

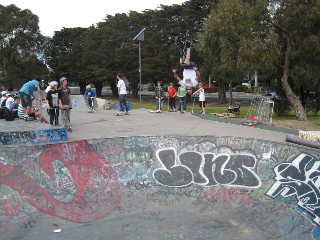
[0,90,7,107]
[58,77,72,132]
[5,93,14,109]
[167,83,177,112]
[19,77,46,121]
[84,84,97,112]
[193,82,206,115]
[46,81,61,125]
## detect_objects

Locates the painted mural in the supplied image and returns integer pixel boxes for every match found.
[0,136,320,239]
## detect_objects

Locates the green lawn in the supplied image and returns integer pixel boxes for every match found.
[106,96,320,127]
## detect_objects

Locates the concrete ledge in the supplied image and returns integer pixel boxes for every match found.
[299,130,320,142]
[0,128,68,145]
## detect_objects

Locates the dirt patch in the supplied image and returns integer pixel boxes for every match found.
[271,120,320,131]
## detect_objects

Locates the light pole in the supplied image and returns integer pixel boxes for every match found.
[133,28,146,108]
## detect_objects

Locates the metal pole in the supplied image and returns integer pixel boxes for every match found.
[139,41,142,108]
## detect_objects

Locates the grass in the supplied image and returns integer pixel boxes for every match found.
[105,96,320,131]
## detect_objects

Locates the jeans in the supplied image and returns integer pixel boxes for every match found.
[119,94,129,112]
[178,97,186,111]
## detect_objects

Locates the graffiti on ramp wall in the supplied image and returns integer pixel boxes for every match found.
[0,136,320,239]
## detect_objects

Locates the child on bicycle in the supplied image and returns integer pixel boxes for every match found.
[84,84,96,112]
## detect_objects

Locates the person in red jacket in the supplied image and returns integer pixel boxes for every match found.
[167,83,177,112]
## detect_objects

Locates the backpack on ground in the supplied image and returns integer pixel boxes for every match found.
[0,107,6,119]
[3,107,15,121]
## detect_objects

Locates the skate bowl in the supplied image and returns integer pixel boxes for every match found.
[1,136,320,240]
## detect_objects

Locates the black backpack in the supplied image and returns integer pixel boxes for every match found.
[3,107,15,121]
[0,107,5,119]
[1,99,7,108]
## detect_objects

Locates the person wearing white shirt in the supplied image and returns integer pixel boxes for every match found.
[116,73,130,116]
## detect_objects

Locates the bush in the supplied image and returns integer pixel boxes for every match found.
[273,98,290,116]
[246,88,253,93]
[235,85,247,92]
[204,87,218,93]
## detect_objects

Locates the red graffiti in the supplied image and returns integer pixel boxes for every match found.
[202,187,251,206]
[0,141,120,223]
[0,200,22,234]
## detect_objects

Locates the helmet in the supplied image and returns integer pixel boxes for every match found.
[49,81,58,87]
[86,85,91,89]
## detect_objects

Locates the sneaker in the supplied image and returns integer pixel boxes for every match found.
[126,111,131,115]
[156,109,161,113]
[25,116,35,121]
[67,128,72,132]
[201,112,206,116]
[116,111,123,116]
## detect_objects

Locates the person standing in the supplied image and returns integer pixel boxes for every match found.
[177,85,187,114]
[116,73,130,115]
[19,77,46,121]
[167,83,177,112]
[193,83,206,115]
[59,77,72,132]
[46,81,60,125]
[154,80,164,113]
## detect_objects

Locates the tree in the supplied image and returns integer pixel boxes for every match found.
[46,0,212,97]
[197,0,271,104]
[0,4,48,89]
[270,0,320,120]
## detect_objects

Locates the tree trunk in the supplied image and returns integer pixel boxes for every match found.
[94,81,103,97]
[229,81,233,106]
[282,33,307,121]
[218,82,227,104]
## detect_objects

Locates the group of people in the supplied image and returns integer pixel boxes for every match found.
[1,31,202,127]
[154,81,206,115]
[1,77,73,132]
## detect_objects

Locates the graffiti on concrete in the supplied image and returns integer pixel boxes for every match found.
[0,141,120,223]
[153,147,261,188]
[1,136,320,240]
[0,129,67,145]
[267,153,320,226]
[201,187,251,206]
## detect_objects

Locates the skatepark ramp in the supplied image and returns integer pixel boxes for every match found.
[1,136,320,240]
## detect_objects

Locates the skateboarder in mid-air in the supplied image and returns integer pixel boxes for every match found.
[172,31,200,96]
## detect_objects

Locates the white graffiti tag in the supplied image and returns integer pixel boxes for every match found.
[153,147,261,188]
[267,153,320,225]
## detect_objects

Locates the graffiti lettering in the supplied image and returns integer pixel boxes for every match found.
[267,153,320,226]
[0,129,67,145]
[202,187,251,206]
[153,148,261,188]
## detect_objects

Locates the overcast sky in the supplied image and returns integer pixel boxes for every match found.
[2,0,187,37]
